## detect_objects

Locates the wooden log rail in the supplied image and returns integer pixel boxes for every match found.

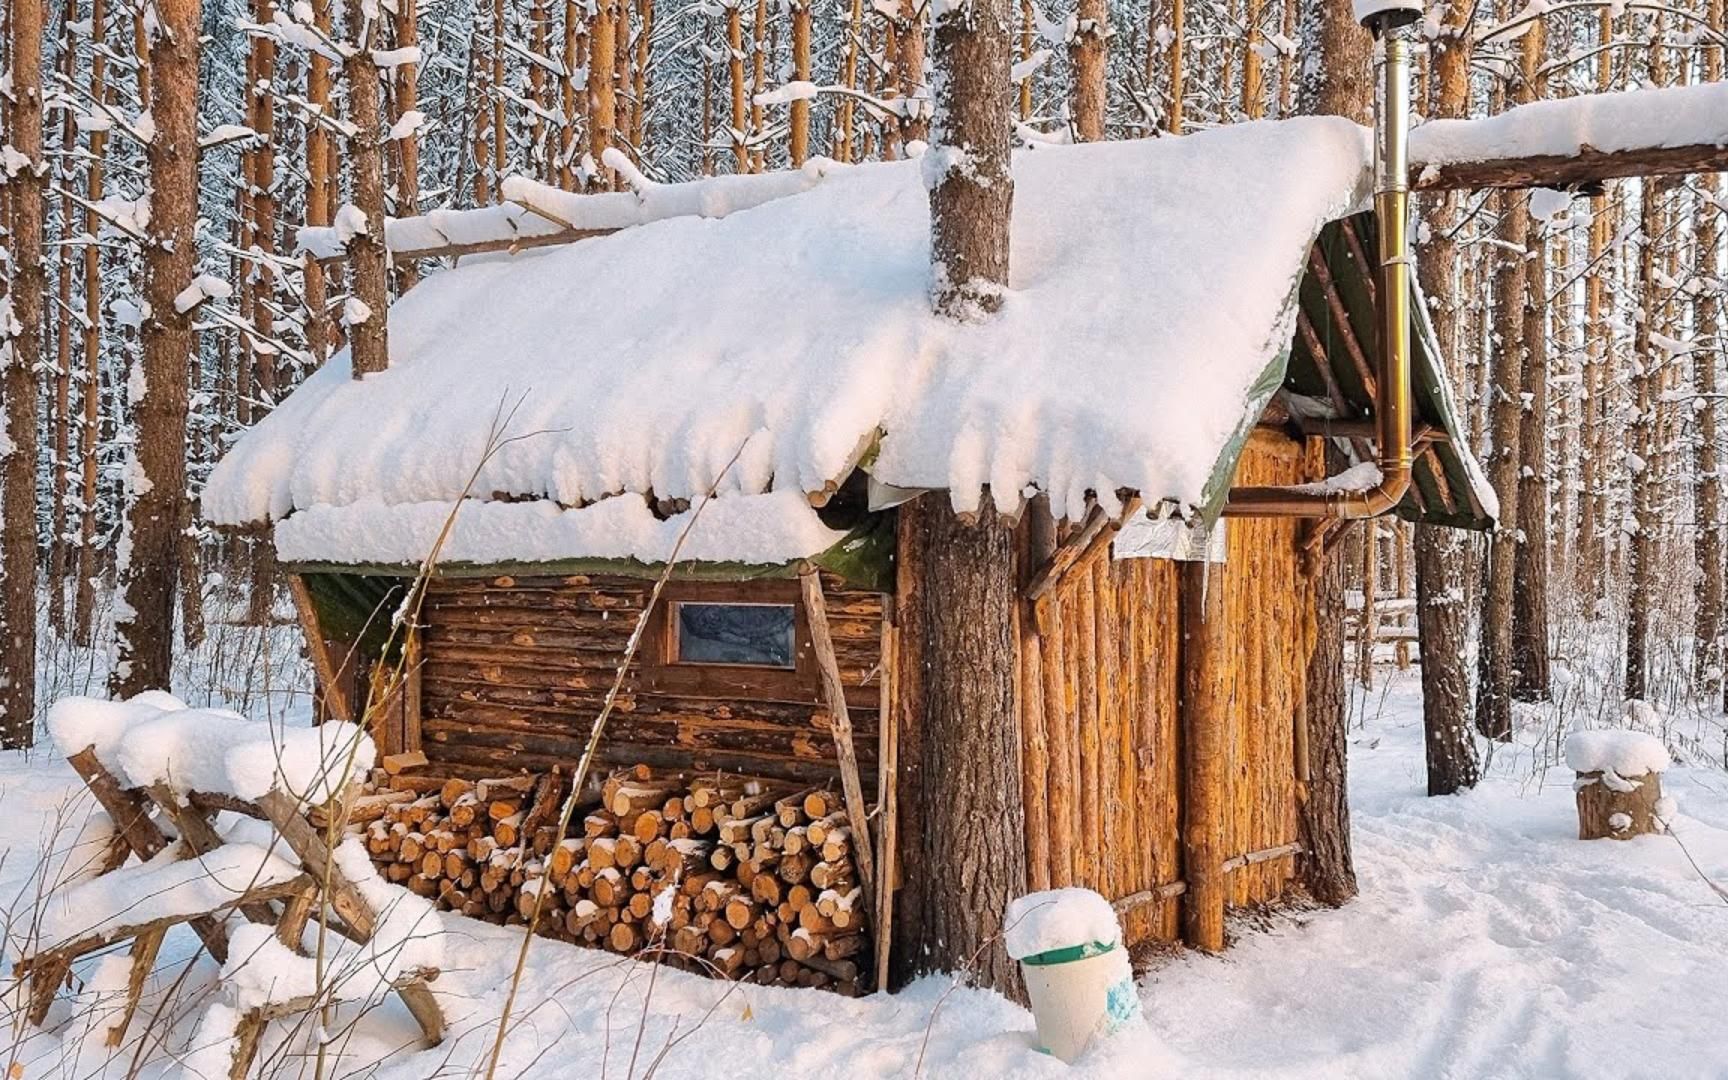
[1110,841,1303,918]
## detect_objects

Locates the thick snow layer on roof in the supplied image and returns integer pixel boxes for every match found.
[1410,82,1728,171]
[46,692,374,802]
[207,118,1371,529]
[274,491,847,566]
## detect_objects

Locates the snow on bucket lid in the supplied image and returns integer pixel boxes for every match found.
[1564,729,1670,777]
[1005,888,1123,963]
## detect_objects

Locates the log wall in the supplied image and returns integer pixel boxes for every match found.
[1017,431,1321,947]
[415,573,885,786]
[1213,433,1320,907]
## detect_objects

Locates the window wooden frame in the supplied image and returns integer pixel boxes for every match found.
[639,581,823,704]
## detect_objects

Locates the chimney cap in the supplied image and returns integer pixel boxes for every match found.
[1352,0,1422,28]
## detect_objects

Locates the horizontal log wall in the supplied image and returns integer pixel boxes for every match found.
[1018,431,1320,946]
[417,573,885,785]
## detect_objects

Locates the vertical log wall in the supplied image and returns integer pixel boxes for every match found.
[1017,431,1320,948]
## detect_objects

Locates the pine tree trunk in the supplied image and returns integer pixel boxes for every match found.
[49,9,76,634]
[891,0,1026,995]
[0,0,45,746]
[890,497,1026,995]
[346,3,391,379]
[1288,0,1365,906]
[391,0,421,290]
[1413,0,1478,795]
[893,0,928,150]
[1069,0,1107,140]
[926,0,1014,318]
[74,0,107,647]
[1300,507,1357,904]
[112,0,200,698]
[1509,20,1550,702]
[1696,10,1724,693]
[304,0,334,365]
[1475,188,1525,741]
[789,0,811,165]
[1625,177,1664,702]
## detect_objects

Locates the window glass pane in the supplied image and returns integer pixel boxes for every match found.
[675,603,796,668]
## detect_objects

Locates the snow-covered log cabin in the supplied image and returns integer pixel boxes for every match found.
[204,115,1494,967]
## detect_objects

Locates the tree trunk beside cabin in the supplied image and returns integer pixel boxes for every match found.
[926,0,1015,318]
[1288,0,1366,906]
[891,498,1026,995]
[112,0,200,699]
[890,0,1026,996]
[0,0,45,746]
[1412,0,1478,796]
[346,3,391,378]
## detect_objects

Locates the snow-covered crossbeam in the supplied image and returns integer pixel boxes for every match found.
[35,843,306,955]
[46,692,375,804]
[298,149,843,262]
[1410,81,1728,191]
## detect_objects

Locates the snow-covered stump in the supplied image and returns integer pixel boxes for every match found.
[1565,729,1671,841]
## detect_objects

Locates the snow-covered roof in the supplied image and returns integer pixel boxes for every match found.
[1409,81,1728,177]
[206,118,1379,548]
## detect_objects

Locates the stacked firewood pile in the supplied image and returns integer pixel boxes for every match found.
[363,764,871,994]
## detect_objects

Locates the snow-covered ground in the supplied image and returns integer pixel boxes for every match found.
[4,667,1727,1078]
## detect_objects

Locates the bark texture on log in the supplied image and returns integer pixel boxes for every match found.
[927,0,1015,318]
[1475,189,1526,741]
[1289,0,1364,905]
[1179,561,1226,951]
[112,0,200,698]
[1574,770,1663,840]
[1413,3,1479,797]
[346,4,392,377]
[0,0,45,746]
[891,497,1025,996]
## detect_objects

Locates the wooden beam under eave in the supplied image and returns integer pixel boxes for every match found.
[1412,143,1728,193]
[1305,248,1378,400]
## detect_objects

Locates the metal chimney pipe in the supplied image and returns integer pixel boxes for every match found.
[1222,8,1419,520]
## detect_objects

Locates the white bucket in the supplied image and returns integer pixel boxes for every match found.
[1019,942,1140,1064]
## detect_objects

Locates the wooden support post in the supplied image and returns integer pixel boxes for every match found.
[874,621,898,993]
[288,574,354,725]
[799,567,877,913]
[1178,560,1227,953]
[254,789,446,1044]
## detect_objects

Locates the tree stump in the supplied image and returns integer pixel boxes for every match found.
[1574,769,1664,840]
[1566,728,1670,840]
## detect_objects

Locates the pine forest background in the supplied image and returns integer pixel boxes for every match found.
[0,0,1725,760]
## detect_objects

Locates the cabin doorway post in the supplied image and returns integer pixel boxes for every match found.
[1178,558,1228,952]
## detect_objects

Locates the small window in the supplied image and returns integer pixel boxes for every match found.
[673,602,797,668]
